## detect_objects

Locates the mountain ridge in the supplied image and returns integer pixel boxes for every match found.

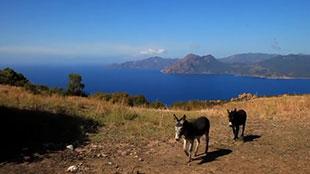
[110,53,310,79]
[164,53,310,79]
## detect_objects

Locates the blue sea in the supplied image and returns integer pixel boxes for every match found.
[4,65,310,105]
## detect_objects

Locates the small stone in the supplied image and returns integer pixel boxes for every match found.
[138,158,143,161]
[121,151,128,156]
[108,161,113,165]
[134,155,138,158]
[66,145,74,150]
[67,165,78,172]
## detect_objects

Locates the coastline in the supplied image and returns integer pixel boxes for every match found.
[161,70,310,80]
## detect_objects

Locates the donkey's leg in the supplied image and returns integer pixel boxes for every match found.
[241,123,246,137]
[234,126,239,140]
[183,139,189,156]
[231,126,236,139]
[187,140,194,162]
[194,138,200,157]
[205,132,209,154]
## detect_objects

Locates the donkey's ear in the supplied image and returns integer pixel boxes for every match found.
[234,108,237,112]
[182,114,186,120]
[227,109,230,114]
[173,114,178,121]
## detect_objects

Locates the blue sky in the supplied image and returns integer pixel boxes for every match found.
[0,0,309,64]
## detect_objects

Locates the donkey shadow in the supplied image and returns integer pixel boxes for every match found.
[194,148,232,165]
[242,134,261,142]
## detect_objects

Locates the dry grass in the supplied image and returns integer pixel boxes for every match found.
[1,84,310,142]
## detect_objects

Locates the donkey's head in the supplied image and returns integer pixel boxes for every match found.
[173,114,187,141]
[227,108,237,127]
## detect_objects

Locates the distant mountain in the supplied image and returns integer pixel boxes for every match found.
[254,54,310,78]
[111,56,178,70]
[163,54,231,74]
[163,53,310,79]
[219,53,279,64]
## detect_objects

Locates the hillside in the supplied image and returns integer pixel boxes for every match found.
[163,53,310,78]
[0,84,310,173]
[219,53,278,64]
[110,56,178,70]
[256,54,310,78]
[162,54,232,74]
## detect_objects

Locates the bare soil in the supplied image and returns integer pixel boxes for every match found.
[1,112,309,174]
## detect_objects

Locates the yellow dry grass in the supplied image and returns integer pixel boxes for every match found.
[0,84,309,142]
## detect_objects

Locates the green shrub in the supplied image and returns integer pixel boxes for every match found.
[171,100,226,110]
[110,92,129,104]
[91,92,149,107]
[0,67,29,87]
[66,73,86,96]
[129,95,149,106]
[48,87,65,96]
[90,92,112,101]
[150,100,166,109]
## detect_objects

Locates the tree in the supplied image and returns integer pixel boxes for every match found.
[0,67,29,86]
[66,73,85,96]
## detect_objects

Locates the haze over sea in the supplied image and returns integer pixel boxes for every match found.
[4,65,310,105]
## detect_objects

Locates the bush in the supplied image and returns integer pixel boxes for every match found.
[66,74,86,96]
[24,83,44,94]
[48,87,66,96]
[90,92,112,101]
[110,92,130,104]
[24,83,65,96]
[171,100,225,110]
[0,67,29,87]
[129,95,149,106]
[90,92,149,107]
[149,101,166,109]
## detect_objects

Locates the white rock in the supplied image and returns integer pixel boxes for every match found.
[67,165,78,172]
[66,145,74,150]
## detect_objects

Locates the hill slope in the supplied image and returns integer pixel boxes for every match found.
[219,53,278,64]
[256,54,310,78]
